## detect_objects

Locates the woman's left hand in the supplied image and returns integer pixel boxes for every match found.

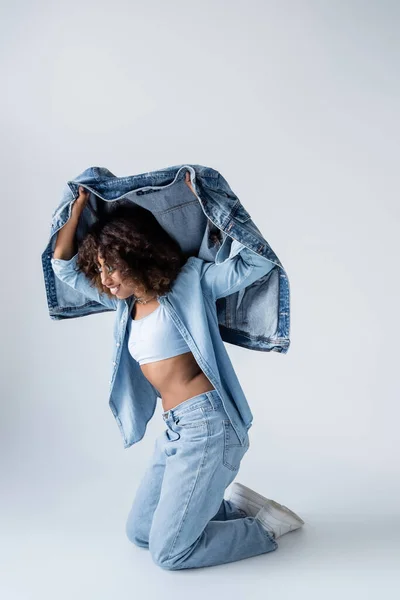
[185,172,196,196]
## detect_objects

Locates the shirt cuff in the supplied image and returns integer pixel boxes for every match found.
[51,253,78,274]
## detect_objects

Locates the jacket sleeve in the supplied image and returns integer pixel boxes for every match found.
[51,253,118,310]
[200,238,276,301]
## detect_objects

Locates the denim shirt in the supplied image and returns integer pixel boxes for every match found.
[43,164,291,448]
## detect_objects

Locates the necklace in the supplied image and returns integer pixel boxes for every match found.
[135,293,158,304]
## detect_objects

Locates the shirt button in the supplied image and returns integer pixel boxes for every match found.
[116,342,120,347]
[113,361,116,366]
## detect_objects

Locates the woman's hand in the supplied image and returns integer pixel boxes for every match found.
[185,172,196,196]
[75,186,90,208]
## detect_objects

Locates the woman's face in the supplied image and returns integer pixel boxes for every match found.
[96,254,146,300]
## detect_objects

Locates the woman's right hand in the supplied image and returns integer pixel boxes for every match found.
[54,186,90,260]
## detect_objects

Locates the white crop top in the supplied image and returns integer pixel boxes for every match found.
[127,302,191,365]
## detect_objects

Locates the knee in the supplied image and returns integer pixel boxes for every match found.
[150,551,180,571]
[149,538,182,571]
[125,516,149,549]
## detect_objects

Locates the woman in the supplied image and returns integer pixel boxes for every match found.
[52,172,304,570]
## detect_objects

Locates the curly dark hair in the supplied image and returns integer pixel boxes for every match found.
[76,202,187,300]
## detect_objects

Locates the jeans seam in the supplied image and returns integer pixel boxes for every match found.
[166,414,211,561]
[258,524,278,548]
[222,420,246,471]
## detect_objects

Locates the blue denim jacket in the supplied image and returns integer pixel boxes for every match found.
[43,164,291,448]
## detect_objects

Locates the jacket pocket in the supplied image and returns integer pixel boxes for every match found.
[222,420,249,471]
[231,200,252,223]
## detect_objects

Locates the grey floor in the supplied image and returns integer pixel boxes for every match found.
[2,469,399,600]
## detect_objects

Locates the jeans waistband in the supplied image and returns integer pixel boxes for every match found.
[162,389,222,421]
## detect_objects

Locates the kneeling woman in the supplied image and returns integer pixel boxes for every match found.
[52,172,304,570]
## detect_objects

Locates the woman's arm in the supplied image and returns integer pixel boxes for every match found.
[53,187,89,259]
[200,239,275,300]
[51,187,118,310]
[184,172,276,301]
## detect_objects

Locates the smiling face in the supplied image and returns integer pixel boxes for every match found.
[96,254,147,300]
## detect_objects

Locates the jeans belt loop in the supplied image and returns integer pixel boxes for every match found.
[206,390,217,410]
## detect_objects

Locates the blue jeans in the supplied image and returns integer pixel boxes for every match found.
[125,389,278,569]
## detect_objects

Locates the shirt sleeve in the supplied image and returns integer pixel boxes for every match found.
[200,238,276,301]
[51,253,118,310]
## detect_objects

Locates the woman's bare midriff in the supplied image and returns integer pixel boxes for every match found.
[141,353,215,411]
[132,299,215,412]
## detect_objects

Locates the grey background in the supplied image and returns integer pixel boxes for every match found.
[1,0,399,598]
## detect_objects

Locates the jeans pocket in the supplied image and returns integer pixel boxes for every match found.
[222,420,249,471]
[174,406,207,429]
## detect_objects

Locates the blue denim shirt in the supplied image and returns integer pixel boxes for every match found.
[44,164,291,448]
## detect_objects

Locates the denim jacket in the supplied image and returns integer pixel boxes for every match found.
[42,164,291,448]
